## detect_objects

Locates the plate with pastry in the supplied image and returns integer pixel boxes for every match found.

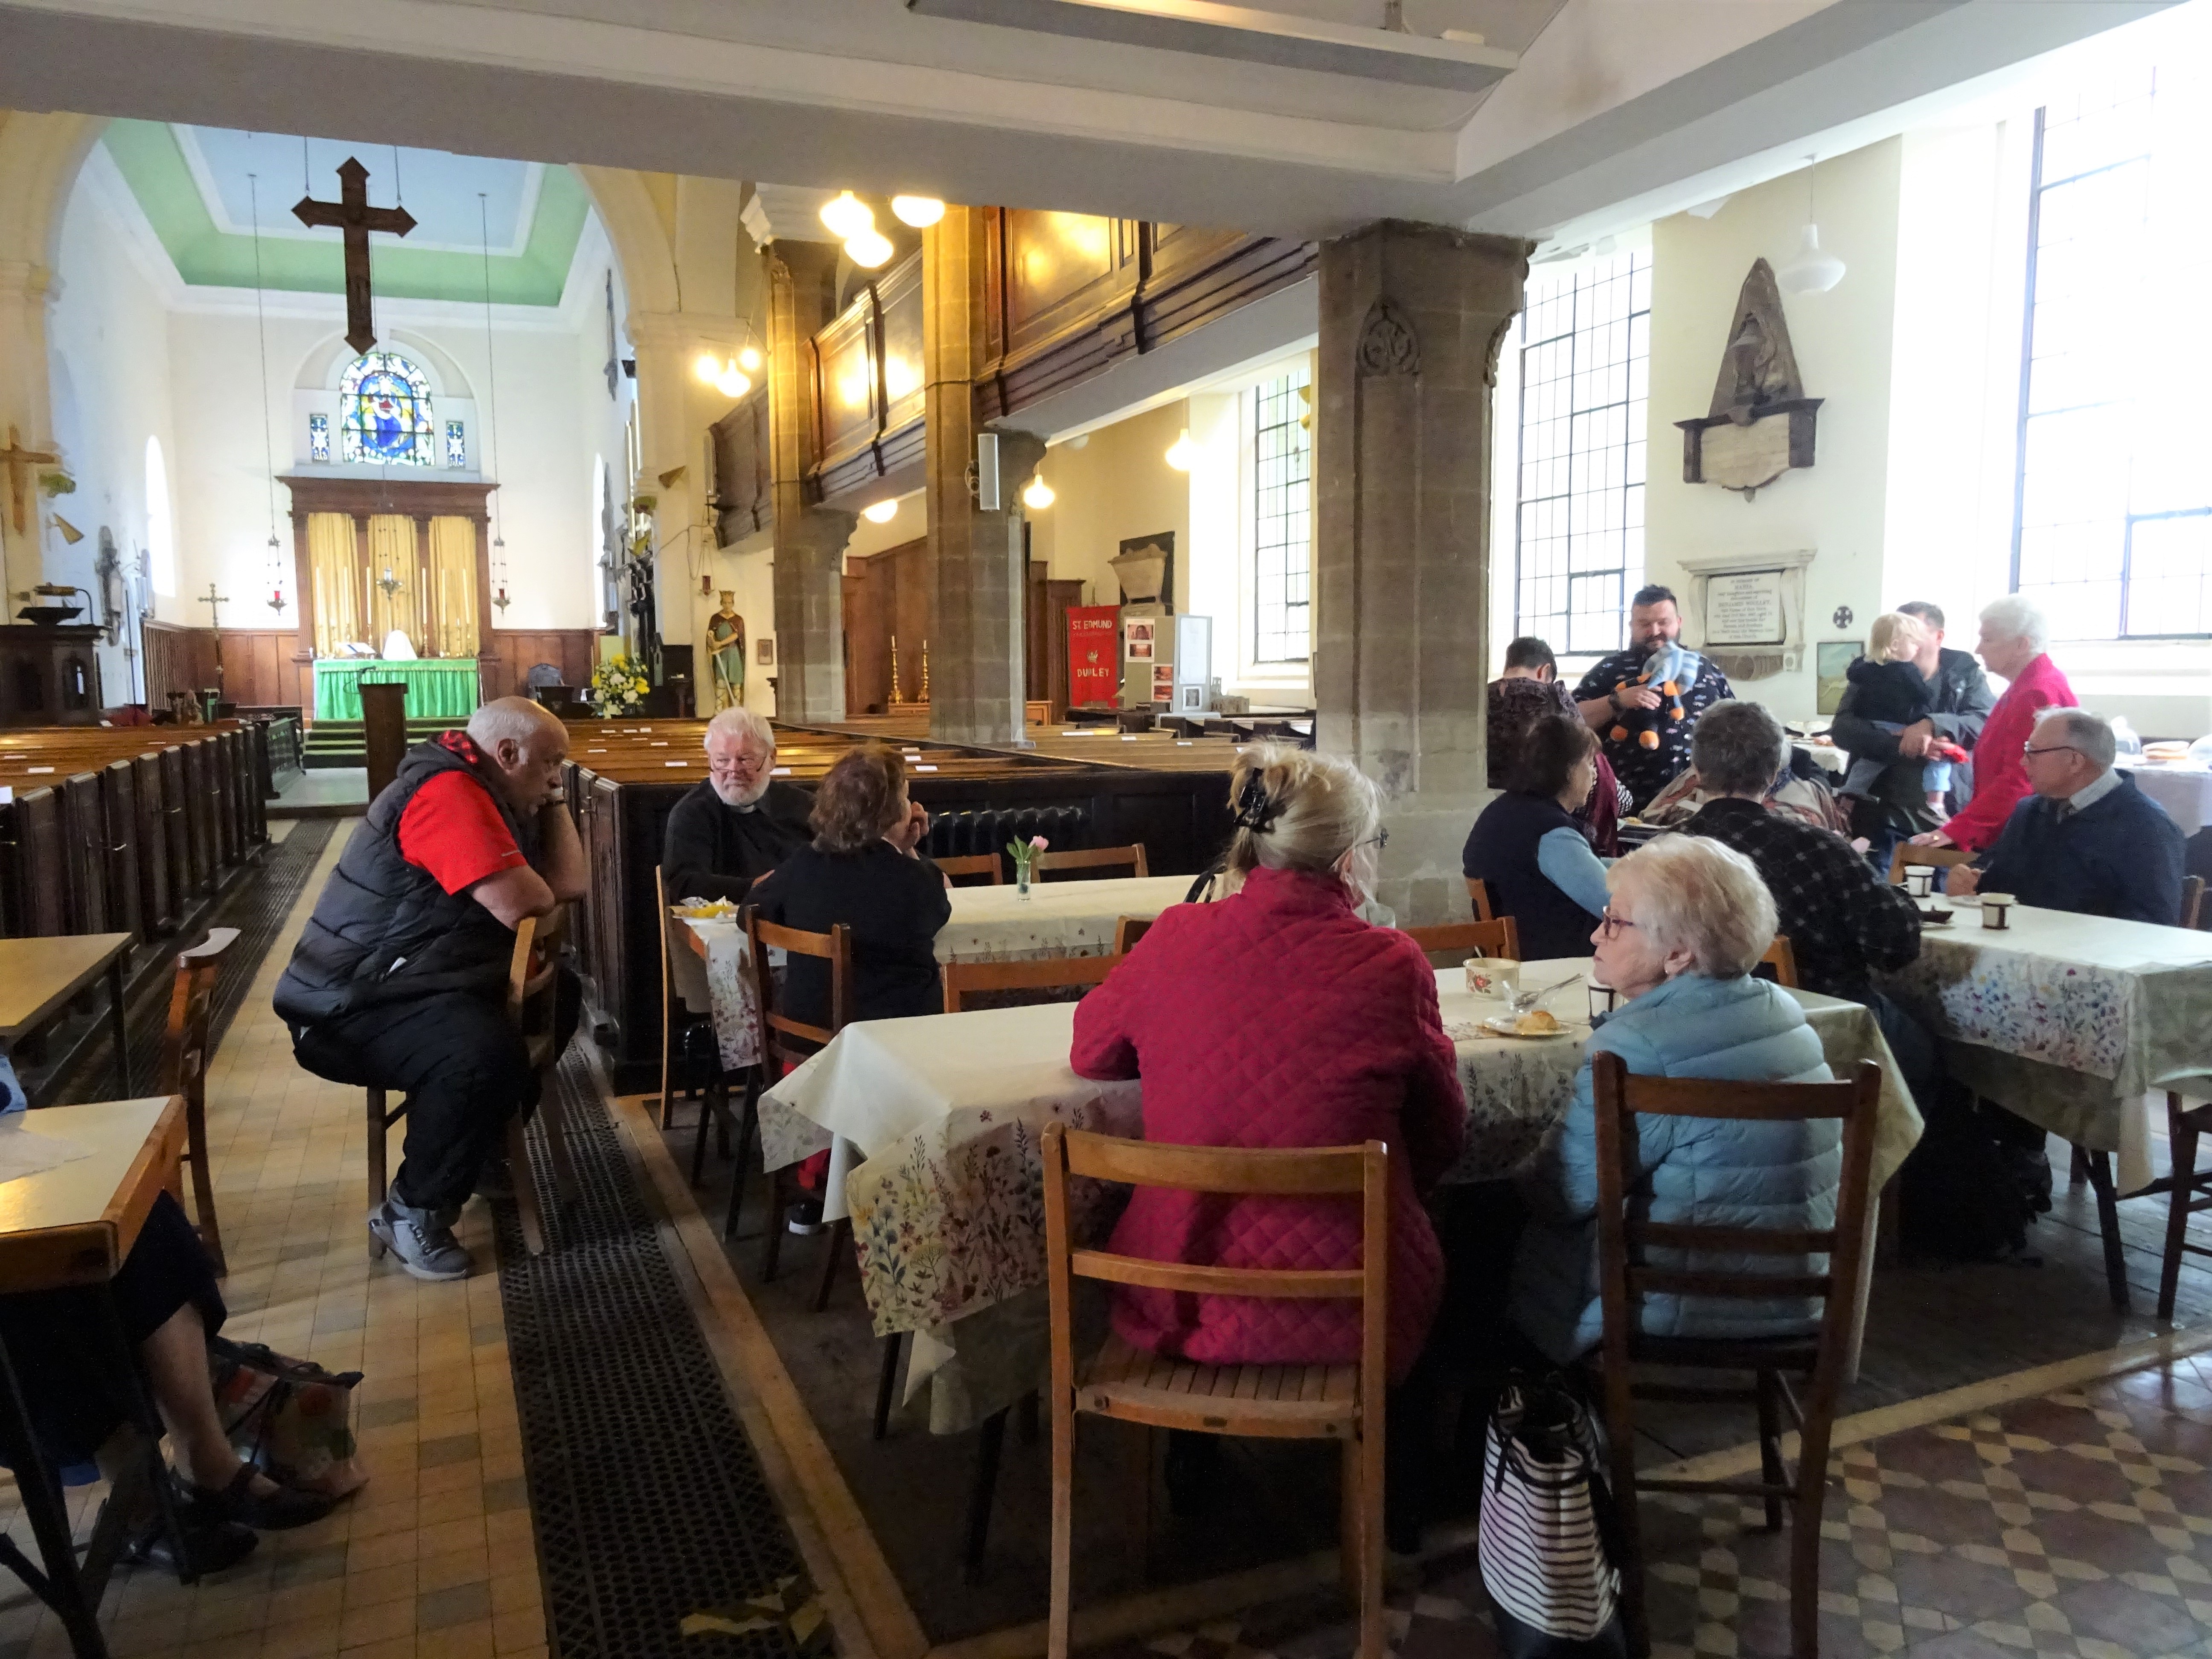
[1482,1008,1580,1040]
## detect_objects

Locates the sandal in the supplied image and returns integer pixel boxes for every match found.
[180,1463,338,1531]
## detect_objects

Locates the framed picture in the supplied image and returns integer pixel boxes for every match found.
[1816,640,1861,716]
[757,638,775,665]
[1125,619,1155,661]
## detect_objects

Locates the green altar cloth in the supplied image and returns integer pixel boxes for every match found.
[312,659,481,722]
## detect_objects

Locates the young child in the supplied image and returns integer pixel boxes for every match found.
[1842,612,1967,810]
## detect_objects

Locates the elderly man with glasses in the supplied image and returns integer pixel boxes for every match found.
[1949,707,2186,925]
[661,707,815,902]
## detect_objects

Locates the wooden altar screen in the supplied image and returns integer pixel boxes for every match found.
[278,475,495,674]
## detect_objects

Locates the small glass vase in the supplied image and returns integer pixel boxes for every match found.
[1016,864,1032,899]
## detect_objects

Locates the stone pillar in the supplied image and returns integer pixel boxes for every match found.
[766,240,849,722]
[1314,221,1530,926]
[923,208,1044,746]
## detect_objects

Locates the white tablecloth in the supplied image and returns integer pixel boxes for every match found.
[2119,760,2212,837]
[761,960,1917,1421]
[932,874,1196,963]
[1884,901,2212,1190]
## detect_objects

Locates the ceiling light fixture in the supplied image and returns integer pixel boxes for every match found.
[892,196,946,228]
[1778,155,1845,294]
[821,190,874,239]
[1164,429,1199,471]
[714,361,752,399]
[738,344,764,373]
[845,229,895,269]
[1022,474,1055,510]
[694,351,725,385]
[862,498,900,524]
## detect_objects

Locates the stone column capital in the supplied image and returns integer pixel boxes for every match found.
[786,506,858,562]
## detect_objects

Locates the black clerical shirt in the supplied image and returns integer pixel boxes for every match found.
[661,780,814,903]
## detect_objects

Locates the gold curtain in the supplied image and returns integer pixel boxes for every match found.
[308,512,364,658]
[427,517,480,659]
[367,515,423,655]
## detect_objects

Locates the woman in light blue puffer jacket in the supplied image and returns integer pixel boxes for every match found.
[1510,834,1837,1365]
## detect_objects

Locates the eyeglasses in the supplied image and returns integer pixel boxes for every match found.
[1596,908,1639,938]
[2021,744,2078,760]
[1355,829,1390,851]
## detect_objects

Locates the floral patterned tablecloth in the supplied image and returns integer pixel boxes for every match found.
[1883,902,2212,1189]
[760,960,1918,1428]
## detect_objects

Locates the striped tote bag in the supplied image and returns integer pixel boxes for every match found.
[1478,1378,1628,1659]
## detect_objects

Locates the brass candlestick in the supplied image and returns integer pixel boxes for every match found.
[920,639,930,704]
[888,634,903,704]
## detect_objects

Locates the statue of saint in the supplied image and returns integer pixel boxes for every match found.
[707,592,746,710]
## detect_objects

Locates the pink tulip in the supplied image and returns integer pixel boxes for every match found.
[1030,835,1048,851]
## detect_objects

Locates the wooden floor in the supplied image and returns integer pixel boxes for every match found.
[661,1108,2212,1647]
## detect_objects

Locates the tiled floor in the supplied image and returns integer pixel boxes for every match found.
[0,830,547,1659]
[1086,1354,2212,1659]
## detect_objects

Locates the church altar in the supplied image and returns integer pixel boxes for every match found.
[312,658,480,722]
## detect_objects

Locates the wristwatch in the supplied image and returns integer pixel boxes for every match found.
[1607,687,1624,712]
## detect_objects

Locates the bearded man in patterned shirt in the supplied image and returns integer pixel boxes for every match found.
[1572,585,1735,812]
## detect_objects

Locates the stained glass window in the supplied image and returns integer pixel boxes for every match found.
[339,352,434,466]
[308,413,330,464]
[1513,250,1650,655]
[445,420,466,469]
[1253,367,1312,664]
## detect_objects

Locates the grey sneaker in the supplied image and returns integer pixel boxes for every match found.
[369,1199,472,1281]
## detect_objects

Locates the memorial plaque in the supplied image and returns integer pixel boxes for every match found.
[1704,571,1787,646]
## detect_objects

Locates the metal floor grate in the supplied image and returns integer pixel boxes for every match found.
[47,821,338,1105]
[495,1057,812,1659]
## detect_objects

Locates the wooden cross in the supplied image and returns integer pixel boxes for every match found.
[293,157,417,355]
[0,425,58,536]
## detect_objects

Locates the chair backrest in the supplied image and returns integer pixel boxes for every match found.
[1112,915,1153,955]
[2183,873,2205,931]
[942,952,1122,1013]
[158,927,239,1106]
[1464,876,1496,922]
[1758,934,1799,988]
[1589,1051,1880,1391]
[1401,916,1520,964]
[506,908,565,1056]
[524,661,564,688]
[1035,844,1149,881]
[1041,1124,1387,1401]
[1886,843,1976,885]
[935,852,1006,886]
[743,908,853,1063]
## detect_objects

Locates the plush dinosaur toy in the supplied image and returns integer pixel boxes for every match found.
[1609,641,1702,751]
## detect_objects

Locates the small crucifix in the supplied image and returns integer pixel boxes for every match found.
[0,425,58,536]
[199,582,230,690]
[294,157,417,355]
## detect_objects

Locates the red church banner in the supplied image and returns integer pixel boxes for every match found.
[1067,606,1120,708]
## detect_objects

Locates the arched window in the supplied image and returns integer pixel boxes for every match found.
[339,352,434,466]
[145,436,175,597]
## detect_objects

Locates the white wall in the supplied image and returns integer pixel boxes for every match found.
[1025,401,1190,616]
[1643,139,1903,725]
[42,172,177,702]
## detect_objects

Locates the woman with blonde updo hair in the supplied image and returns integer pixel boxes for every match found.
[1072,745,1466,1540]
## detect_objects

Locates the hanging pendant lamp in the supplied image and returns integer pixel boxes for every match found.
[1778,154,1846,294]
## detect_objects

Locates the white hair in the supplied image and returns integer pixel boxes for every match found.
[2034,705,2116,768]
[466,696,563,754]
[705,706,774,753]
[1979,594,2050,654]
[1608,835,1776,979]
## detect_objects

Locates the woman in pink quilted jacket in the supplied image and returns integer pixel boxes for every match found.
[1070,745,1467,1388]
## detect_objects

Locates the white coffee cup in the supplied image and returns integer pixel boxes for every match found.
[1466,958,1519,999]
[1906,867,1934,898]
[1587,981,1618,1021]
[1979,893,2014,929]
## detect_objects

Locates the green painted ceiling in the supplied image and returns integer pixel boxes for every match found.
[100,121,590,306]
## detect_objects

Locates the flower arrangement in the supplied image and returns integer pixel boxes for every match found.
[589,655,652,716]
[1007,834,1048,897]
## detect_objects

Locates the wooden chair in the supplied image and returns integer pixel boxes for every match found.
[2153,877,2212,1319]
[1041,1125,1390,1659]
[1885,843,1976,886]
[1112,915,1153,955]
[1465,876,1496,922]
[936,853,1006,886]
[1034,844,1149,881]
[742,911,855,1311]
[502,911,582,1256]
[942,953,1122,1013]
[1400,916,1519,966]
[157,927,238,1275]
[1759,934,1799,988]
[655,864,721,1132]
[1590,1051,1881,1659]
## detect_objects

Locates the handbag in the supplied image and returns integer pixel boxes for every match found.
[207,1337,370,1499]
[1478,1375,1629,1659]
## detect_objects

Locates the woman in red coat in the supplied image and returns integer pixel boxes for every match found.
[1070,746,1467,1392]
[1912,595,2077,856]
